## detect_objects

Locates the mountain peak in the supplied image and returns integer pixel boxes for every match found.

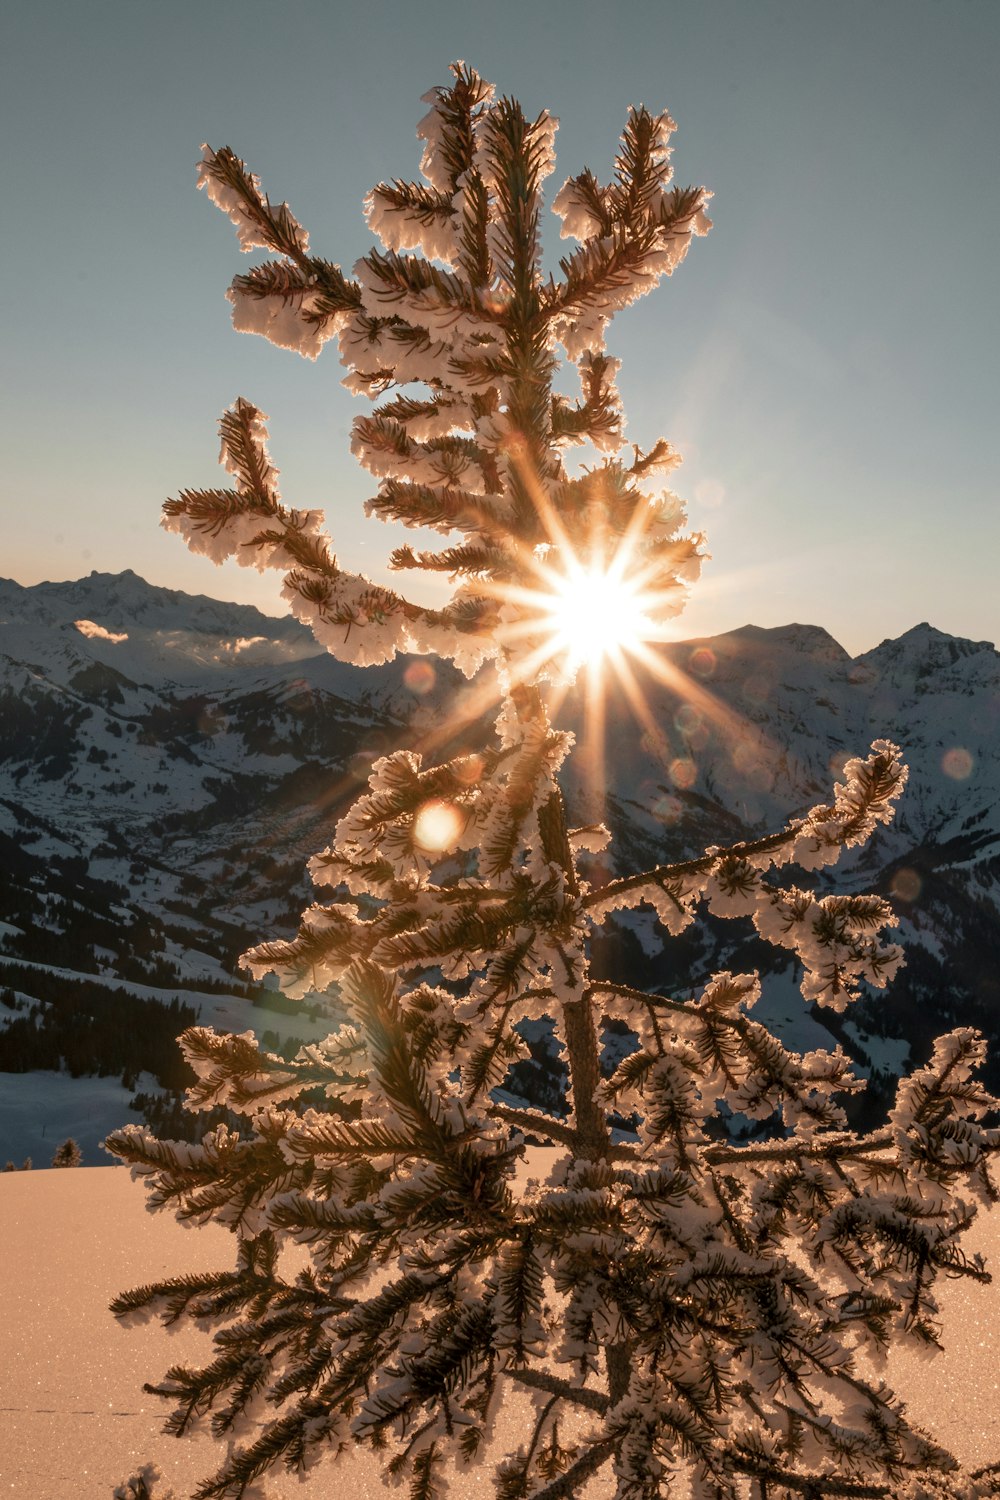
[859,622,998,675]
[718,622,851,665]
[1,570,309,644]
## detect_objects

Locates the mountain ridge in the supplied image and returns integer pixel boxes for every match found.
[3,570,1000,1159]
[0,569,303,638]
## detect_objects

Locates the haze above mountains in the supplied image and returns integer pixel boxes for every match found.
[2,570,1000,1162]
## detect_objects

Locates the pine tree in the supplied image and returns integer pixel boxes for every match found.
[52,1136,83,1168]
[107,65,1000,1500]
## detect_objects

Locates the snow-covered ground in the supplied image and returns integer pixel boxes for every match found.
[1,1168,387,1498]
[3,1167,1000,1498]
[0,1071,155,1169]
[0,959,336,1167]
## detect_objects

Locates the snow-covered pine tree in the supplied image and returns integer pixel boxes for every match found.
[51,1136,83,1167]
[107,64,1000,1500]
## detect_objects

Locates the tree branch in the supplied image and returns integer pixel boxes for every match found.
[522,1436,618,1500]
[729,1457,893,1497]
[703,1131,894,1168]
[504,1366,610,1414]
[486,1104,580,1151]
[583,825,802,910]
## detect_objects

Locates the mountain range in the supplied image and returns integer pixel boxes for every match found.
[3,569,999,1159]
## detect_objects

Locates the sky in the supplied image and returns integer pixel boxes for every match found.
[1,0,997,658]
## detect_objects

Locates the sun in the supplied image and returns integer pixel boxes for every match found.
[539,560,652,672]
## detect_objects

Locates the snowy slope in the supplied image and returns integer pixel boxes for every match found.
[4,570,1000,1159]
[0,960,337,1167]
[3,1166,1000,1498]
[1,1166,385,1498]
[7,573,998,882]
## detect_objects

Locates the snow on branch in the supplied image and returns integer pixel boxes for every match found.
[162,398,497,672]
[588,741,908,1010]
[189,62,710,673]
[117,61,1000,1500]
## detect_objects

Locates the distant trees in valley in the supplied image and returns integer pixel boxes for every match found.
[0,963,197,1086]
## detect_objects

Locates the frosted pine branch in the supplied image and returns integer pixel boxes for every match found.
[112,60,1000,1500]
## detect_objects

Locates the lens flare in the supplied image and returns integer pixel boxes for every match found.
[941,746,974,781]
[403,660,436,695]
[689,646,716,679]
[669,757,697,789]
[413,799,464,853]
[453,754,485,787]
[890,867,923,903]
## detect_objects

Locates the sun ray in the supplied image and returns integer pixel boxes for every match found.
[609,650,673,754]
[627,635,781,760]
[581,648,608,805]
[370,437,744,820]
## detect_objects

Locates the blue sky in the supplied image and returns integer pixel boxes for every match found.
[2,0,997,656]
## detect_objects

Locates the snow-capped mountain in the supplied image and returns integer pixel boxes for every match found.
[3,570,1000,1159]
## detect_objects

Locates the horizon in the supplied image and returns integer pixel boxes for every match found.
[3,16,1000,1488]
[5,564,997,661]
[2,1,997,660]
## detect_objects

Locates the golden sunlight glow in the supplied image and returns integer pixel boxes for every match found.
[413,799,464,853]
[540,565,652,671]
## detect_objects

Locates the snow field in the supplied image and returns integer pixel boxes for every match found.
[3,1164,1000,1497]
